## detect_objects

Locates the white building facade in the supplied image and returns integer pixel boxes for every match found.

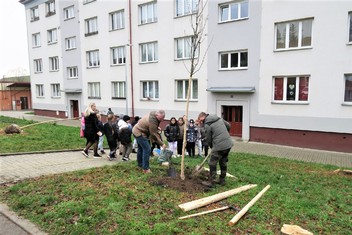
[20,0,352,152]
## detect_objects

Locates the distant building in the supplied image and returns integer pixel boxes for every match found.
[0,75,32,111]
[19,0,352,152]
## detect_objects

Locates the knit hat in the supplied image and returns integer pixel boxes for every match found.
[123,115,130,122]
[189,119,194,124]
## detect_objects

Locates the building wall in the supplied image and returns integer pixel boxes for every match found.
[0,89,32,111]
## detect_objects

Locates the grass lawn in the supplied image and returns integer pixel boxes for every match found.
[0,115,351,234]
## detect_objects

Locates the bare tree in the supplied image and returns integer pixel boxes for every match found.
[180,0,211,180]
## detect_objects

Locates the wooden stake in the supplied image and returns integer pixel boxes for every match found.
[20,117,80,129]
[228,185,271,226]
[178,184,257,212]
[203,167,238,179]
[178,206,230,220]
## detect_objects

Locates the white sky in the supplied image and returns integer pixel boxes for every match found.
[0,0,30,78]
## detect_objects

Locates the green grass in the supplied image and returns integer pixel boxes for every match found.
[1,154,351,234]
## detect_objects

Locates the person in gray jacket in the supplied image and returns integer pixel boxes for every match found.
[197,112,234,187]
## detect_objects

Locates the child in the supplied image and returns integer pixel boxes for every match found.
[151,127,162,156]
[96,113,105,154]
[103,114,117,160]
[186,119,197,157]
[164,117,180,157]
[118,115,133,161]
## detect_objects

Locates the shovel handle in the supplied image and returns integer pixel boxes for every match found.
[199,152,211,168]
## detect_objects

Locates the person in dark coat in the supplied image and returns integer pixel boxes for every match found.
[118,115,133,161]
[198,112,234,187]
[81,103,102,158]
[164,117,180,157]
[186,119,197,157]
[103,114,117,160]
[177,116,186,156]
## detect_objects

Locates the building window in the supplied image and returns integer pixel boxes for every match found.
[36,84,44,97]
[140,42,158,63]
[219,1,248,23]
[139,1,157,25]
[220,50,248,70]
[88,82,101,98]
[45,0,56,17]
[51,83,61,97]
[110,10,124,31]
[64,5,74,20]
[275,18,313,50]
[67,67,78,79]
[273,76,309,102]
[47,28,57,44]
[176,0,198,17]
[83,0,96,4]
[30,6,39,21]
[349,12,352,43]
[344,74,352,102]
[112,81,126,98]
[86,50,100,68]
[65,37,76,50]
[32,33,41,47]
[85,17,98,36]
[142,81,159,100]
[111,46,126,65]
[49,56,59,71]
[175,36,198,59]
[176,79,198,100]
[34,59,42,73]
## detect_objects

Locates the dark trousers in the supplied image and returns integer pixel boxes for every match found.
[177,139,184,155]
[186,142,195,157]
[209,148,231,178]
[107,140,117,157]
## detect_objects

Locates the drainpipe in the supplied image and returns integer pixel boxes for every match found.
[128,0,135,117]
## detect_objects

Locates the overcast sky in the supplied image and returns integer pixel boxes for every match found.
[0,0,29,78]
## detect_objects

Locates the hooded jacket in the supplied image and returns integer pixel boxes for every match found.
[132,111,164,146]
[204,114,233,151]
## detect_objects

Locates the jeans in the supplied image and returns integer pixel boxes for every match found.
[98,136,104,150]
[135,135,151,170]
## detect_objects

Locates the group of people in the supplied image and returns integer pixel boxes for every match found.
[81,104,234,187]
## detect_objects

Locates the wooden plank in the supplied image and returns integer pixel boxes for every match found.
[178,206,230,220]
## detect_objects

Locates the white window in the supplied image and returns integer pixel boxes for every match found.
[45,0,56,16]
[67,67,78,79]
[344,74,352,102]
[86,50,100,68]
[110,10,124,30]
[139,2,157,25]
[349,12,352,43]
[36,84,44,97]
[64,5,74,20]
[30,6,39,21]
[47,28,57,44]
[32,33,41,47]
[85,17,98,36]
[142,81,159,100]
[34,59,42,73]
[175,36,198,59]
[273,76,310,102]
[220,50,248,69]
[51,83,61,97]
[176,79,198,100]
[140,42,158,63]
[219,1,248,23]
[176,0,198,17]
[275,18,313,50]
[111,46,126,65]
[83,0,96,4]
[112,81,126,98]
[49,56,59,71]
[88,82,101,98]
[65,37,76,50]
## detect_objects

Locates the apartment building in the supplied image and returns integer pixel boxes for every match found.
[20,0,352,152]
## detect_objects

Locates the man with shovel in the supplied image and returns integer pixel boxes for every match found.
[197,112,233,187]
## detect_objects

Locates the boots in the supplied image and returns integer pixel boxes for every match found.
[215,167,227,186]
[201,166,217,187]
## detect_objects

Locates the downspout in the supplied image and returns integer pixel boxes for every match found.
[128,0,135,117]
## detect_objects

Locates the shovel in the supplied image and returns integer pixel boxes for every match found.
[163,149,177,178]
[192,152,211,176]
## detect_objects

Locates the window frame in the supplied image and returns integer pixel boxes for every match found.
[109,10,125,31]
[36,84,44,97]
[30,6,39,22]
[51,83,61,98]
[348,12,352,44]
[83,0,96,4]
[67,66,78,79]
[175,0,198,17]
[111,46,126,65]
[138,1,157,25]
[272,75,310,103]
[175,79,198,101]
[140,41,158,63]
[45,0,56,17]
[219,0,249,23]
[34,59,42,73]
[88,82,101,99]
[141,80,159,100]
[86,50,100,68]
[49,56,59,72]
[32,33,41,48]
[47,28,58,44]
[65,36,76,50]
[219,50,248,70]
[112,81,126,99]
[85,17,98,36]
[274,18,313,51]
[344,74,352,103]
[64,5,74,20]
[175,36,198,60]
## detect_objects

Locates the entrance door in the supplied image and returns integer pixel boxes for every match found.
[20,97,28,110]
[71,100,79,118]
[222,106,243,137]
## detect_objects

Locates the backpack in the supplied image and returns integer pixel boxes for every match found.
[80,113,85,138]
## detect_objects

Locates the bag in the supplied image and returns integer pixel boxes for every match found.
[80,114,85,138]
